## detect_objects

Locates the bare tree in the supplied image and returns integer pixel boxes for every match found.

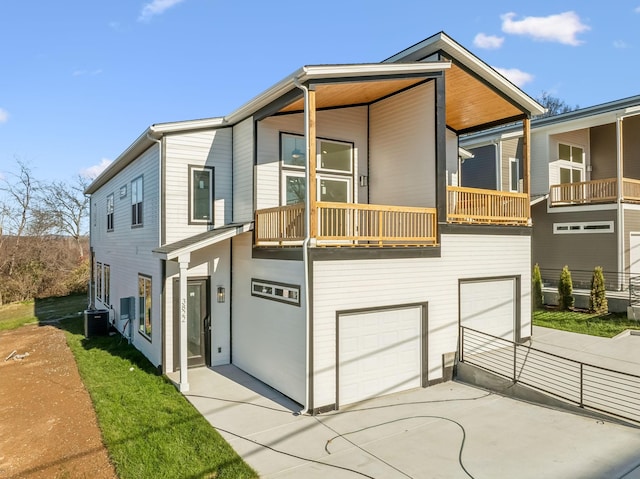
[535,92,579,118]
[0,160,39,275]
[39,176,90,258]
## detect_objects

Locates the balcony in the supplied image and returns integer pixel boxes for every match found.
[549,178,640,206]
[446,186,529,226]
[255,202,437,247]
[255,187,530,247]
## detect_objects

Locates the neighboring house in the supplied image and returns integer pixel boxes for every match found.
[461,95,640,291]
[85,32,544,413]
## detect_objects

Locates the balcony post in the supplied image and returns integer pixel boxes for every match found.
[523,117,531,220]
[308,87,317,238]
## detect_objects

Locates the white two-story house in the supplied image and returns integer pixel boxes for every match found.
[86,32,544,413]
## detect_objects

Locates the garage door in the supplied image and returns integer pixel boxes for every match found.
[460,278,517,341]
[338,305,423,407]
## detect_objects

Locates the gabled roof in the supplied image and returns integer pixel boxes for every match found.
[385,32,545,132]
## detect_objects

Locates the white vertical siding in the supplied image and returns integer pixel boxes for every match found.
[369,81,436,207]
[164,128,233,244]
[90,145,163,366]
[311,234,531,408]
[231,233,306,404]
[233,117,254,223]
[446,128,459,186]
[256,107,369,209]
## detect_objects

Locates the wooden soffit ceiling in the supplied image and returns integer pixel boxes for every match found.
[278,77,426,113]
[446,63,524,132]
[276,65,526,133]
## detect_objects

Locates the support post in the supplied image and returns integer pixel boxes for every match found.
[522,117,531,221]
[178,253,190,392]
[308,87,317,238]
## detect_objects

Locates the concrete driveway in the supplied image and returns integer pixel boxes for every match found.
[183,365,640,479]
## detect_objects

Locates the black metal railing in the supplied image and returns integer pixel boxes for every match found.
[460,326,640,424]
[539,268,631,292]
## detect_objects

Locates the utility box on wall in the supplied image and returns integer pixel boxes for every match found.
[120,296,135,322]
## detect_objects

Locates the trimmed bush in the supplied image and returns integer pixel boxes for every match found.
[589,266,608,314]
[558,265,574,310]
[532,263,544,310]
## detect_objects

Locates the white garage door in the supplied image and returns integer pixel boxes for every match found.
[460,278,517,341]
[338,306,423,407]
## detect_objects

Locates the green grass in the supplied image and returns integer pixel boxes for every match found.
[59,315,257,479]
[533,309,640,338]
[0,294,86,331]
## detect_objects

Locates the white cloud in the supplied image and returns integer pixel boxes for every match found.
[73,69,103,77]
[0,108,8,124]
[501,11,590,46]
[635,6,640,13]
[138,0,186,22]
[81,158,112,179]
[493,67,534,87]
[613,40,628,49]
[473,33,504,49]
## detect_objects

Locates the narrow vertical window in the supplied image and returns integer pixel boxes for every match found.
[189,166,214,223]
[138,275,152,339]
[103,264,110,305]
[131,176,143,227]
[509,158,520,192]
[96,262,103,301]
[106,194,114,231]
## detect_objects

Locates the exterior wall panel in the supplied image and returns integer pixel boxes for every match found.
[164,128,233,244]
[369,82,436,207]
[311,233,531,409]
[233,117,254,223]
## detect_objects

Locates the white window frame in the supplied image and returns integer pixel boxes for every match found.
[103,264,111,306]
[557,142,585,184]
[553,221,614,234]
[96,262,103,301]
[280,133,354,206]
[509,157,520,192]
[138,274,152,340]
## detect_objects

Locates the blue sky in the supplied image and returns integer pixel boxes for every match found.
[1,1,639,181]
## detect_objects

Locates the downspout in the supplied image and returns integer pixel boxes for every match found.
[294,77,312,415]
[616,117,625,290]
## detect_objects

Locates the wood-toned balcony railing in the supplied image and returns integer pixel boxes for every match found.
[255,202,438,247]
[549,178,640,206]
[446,186,529,226]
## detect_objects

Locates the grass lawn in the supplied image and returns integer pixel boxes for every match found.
[0,295,257,479]
[0,294,86,331]
[59,315,257,479]
[533,308,640,338]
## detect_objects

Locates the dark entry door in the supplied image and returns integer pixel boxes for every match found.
[173,278,211,369]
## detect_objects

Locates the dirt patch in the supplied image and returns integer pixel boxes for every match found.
[0,324,117,479]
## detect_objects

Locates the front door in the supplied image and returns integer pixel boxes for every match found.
[173,278,211,369]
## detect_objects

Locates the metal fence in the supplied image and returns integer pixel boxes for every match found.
[460,326,640,424]
[539,268,631,292]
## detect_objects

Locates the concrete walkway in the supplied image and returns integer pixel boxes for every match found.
[182,365,640,479]
[531,325,640,375]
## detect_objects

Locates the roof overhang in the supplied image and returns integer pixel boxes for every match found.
[153,222,253,261]
[385,32,545,133]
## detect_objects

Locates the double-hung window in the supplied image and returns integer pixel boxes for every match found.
[138,274,152,339]
[189,166,214,224]
[96,262,103,301]
[558,143,585,185]
[131,176,143,227]
[280,133,353,205]
[106,194,114,231]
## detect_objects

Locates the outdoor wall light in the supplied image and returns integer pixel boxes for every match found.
[359,175,368,187]
[217,286,225,303]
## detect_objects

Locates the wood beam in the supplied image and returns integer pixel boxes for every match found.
[308,87,317,238]
[522,117,531,220]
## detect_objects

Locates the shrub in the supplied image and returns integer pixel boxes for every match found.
[589,266,608,314]
[532,263,544,310]
[558,265,574,310]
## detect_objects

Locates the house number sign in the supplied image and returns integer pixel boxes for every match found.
[181,298,187,323]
